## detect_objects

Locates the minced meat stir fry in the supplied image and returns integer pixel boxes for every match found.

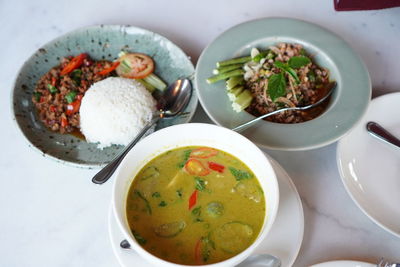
[32,53,118,134]
[244,43,330,123]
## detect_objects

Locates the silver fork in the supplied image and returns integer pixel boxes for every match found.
[377,258,400,267]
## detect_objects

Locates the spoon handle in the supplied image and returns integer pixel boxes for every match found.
[232,108,290,132]
[366,121,400,149]
[92,116,161,184]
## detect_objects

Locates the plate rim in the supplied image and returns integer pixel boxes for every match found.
[10,24,198,169]
[310,260,375,267]
[336,92,400,238]
[194,17,371,151]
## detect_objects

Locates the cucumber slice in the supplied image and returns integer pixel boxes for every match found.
[213,222,254,253]
[154,221,186,238]
[233,182,263,203]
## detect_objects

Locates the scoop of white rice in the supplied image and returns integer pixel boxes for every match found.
[80,77,156,148]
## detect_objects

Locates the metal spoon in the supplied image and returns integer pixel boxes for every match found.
[119,239,281,267]
[92,78,192,184]
[232,81,337,132]
[366,121,400,149]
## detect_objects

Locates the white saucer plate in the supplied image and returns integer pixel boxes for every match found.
[337,92,400,237]
[108,157,304,267]
[310,260,374,267]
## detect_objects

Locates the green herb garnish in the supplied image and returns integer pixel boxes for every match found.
[33,91,42,102]
[267,73,286,101]
[229,167,253,181]
[288,56,311,69]
[132,231,147,245]
[308,70,316,82]
[70,69,82,85]
[178,149,192,168]
[47,84,58,94]
[152,192,161,198]
[135,190,152,215]
[192,206,201,216]
[195,177,206,191]
[159,201,167,207]
[65,91,77,103]
[176,189,183,198]
[274,61,300,84]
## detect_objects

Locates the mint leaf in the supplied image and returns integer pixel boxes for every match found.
[288,56,311,69]
[267,73,286,101]
[273,61,300,84]
[229,167,253,181]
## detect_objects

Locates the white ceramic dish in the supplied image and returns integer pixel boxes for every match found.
[111,123,279,267]
[195,17,371,151]
[337,92,400,237]
[109,156,304,267]
[310,260,374,267]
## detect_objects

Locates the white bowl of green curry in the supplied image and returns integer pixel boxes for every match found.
[112,123,279,267]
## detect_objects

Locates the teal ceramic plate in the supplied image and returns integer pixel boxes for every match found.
[195,18,371,151]
[12,25,197,168]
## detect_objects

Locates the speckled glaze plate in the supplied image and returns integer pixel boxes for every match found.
[195,18,371,150]
[11,25,197,168]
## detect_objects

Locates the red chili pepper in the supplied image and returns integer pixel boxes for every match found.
[66,98,81,116]
[208,162,225,173]
[60,53,87,75]
[185,159,210,176]
[96,61,120,75]
[188,190,198,210]
[49,105,57,112]
[194,238,202,264]
[51,77,57,87]
[61,116,68,127]
[39,96,46,103]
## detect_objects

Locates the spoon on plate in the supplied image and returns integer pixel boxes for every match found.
[366,121,400,149]
[119,239,281,267]
[92,78,192,184]
[232,81,337,132]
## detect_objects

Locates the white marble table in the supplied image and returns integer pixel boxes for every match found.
[1,1,399,266]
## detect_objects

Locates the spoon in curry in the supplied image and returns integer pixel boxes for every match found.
[232,81,337,132]
[92,78,192,184]
[119,239,282,267]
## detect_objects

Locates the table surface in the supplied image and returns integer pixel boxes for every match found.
[1,1,399,266]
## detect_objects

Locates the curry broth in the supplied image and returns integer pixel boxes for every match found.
[126,146,266,265]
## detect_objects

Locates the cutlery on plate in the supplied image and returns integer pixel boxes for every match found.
[120,239,281,267]
[232,81,337,132]
[92,78,192,184]
[366,121,400,149]
[377,258,400,267]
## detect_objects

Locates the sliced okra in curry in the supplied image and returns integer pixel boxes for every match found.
[154,221,186,238]
[213,222,254,254]
[233,181,264,203]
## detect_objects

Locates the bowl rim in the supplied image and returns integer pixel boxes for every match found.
[194,17,371,151]
[10,24,197,168]
[112,123,279,267]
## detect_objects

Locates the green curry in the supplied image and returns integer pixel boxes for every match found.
[126,146,266,265]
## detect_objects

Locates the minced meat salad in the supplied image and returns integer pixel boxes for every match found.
[245,43,330,123]
[32,53,119,134]
[207,43,332,124]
